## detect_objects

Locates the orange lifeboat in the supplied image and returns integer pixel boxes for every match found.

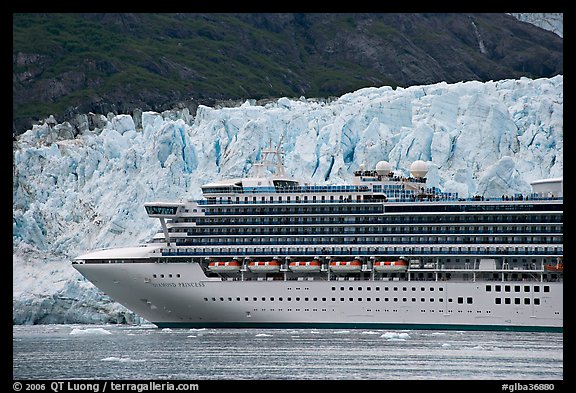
[208,261,241,272]
[544,262,563,273]
[374,260,408,272]
[329,259,362,273]
[248,260,281,272]
[289,260,321,272]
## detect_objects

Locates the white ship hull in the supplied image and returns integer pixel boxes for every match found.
[72,155,562,332]
[73,254,563,332]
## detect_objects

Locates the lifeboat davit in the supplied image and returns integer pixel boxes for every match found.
[544,262,563,272]
[374,260,408,272]
[248,260,281,272]
[329,260,362,273]
[289,260,321,272]
[208,261,241,272]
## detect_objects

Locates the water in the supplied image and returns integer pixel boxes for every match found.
[13,324,563,380]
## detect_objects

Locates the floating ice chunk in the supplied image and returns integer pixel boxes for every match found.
[255,333,273,337]
[361,331,381,335]
[161,328,173,332]
[442,343,451,347]
[70,328,111,335]
[101,356,145,363]
[381,332,411,339]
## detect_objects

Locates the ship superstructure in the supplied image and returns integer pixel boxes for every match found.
[73,148,563,332]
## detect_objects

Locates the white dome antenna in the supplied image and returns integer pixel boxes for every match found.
[410,160,428,178]
[375,160,391,176]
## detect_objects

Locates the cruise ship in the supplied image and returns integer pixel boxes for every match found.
[73,148,563,332]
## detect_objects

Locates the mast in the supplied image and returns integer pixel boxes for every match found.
[251,139,286,177]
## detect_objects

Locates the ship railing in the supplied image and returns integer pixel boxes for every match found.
[204,185,372,194]
[226,275,562,283]
[200,207,385,215]
[160,249,562,257]
[195,197,463,205]
[177,238,563,246]
[194,195,562,205]
[189,221,562,228]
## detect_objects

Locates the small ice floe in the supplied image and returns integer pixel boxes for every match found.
[380,331,410,340]
[161,328,173,332]
[188,328,206,337]
[255,333,273,337]
[431,332,447,335]
[333,330,350,334]
[441,343,451,347]
[310,330,321,334]
[70,328,112,336]
[101,356,145,363]
[361,331,380,335]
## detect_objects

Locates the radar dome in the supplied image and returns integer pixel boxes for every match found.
[410,160,428,178]
[375,160,391,176]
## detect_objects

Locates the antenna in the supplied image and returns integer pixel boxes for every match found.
[250,137,286,177]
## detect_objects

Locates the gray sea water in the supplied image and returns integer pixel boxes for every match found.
[13,324,563,381]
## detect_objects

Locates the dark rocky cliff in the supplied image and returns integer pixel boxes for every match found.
[13,13,563,135]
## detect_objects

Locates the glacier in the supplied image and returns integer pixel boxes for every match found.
[12,75,563,325]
